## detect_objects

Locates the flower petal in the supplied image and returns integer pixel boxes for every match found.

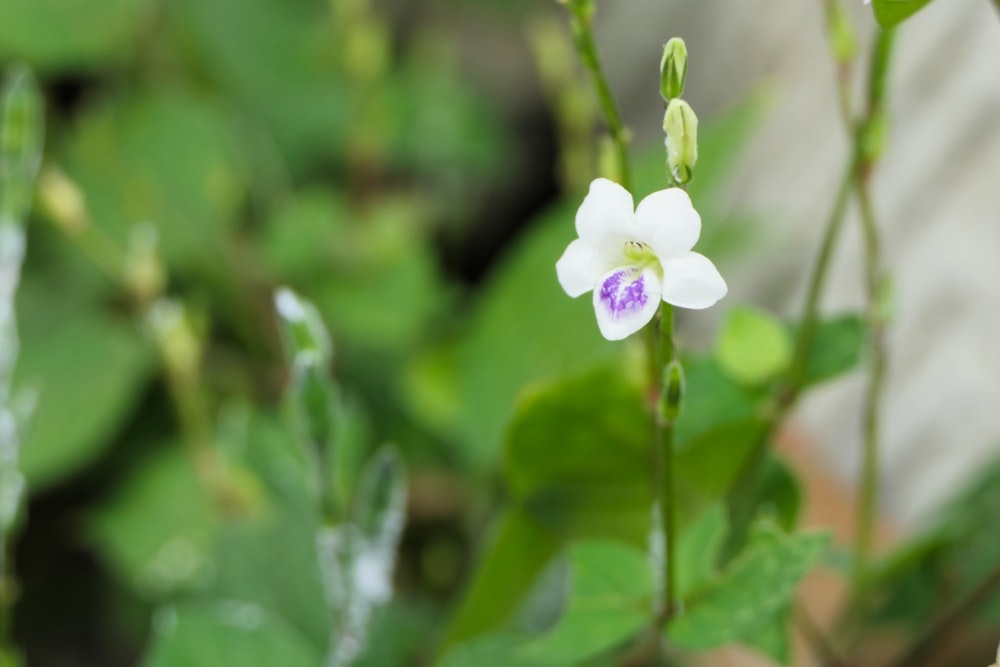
[576,178,634,242]
[660,252,727,309]
[556,238,622,297]
[593,265,661,341]
[634,187,701,258]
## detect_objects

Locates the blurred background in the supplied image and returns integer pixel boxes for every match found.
[1,0,999,665]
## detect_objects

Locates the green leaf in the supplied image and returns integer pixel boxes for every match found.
[87,447,217,598]
[715,306,792,385]
[437,632,541,667]
[15,309,153,488]
[745,605,792,666]
[745,456,803,533]
[521,542,651,665]
[443,509,560,648]
[505,366,653,543]
[872,0,936,28]
[676,505,728,600]
[62,91,246,274]
[0,0,153,72]
[668,526,827,651]
[143,601,320,667]
[802,314,866,387]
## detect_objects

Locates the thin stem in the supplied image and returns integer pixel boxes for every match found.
[658,305,678,622]
[564,1,632,189]
[848,29,895,600]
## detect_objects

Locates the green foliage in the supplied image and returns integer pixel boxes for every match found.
[521,542,651,665]
[144,602,320,667]
[14,308,153,488]
[668,525,827,653]
[716,306,793,385]
[87,447,217,598]
[871,0,937,28]
[0,0,153,72]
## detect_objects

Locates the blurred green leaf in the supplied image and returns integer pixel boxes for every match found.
[88,446,217,598]
[801,314,866,387]
[261,191,448,359]
[716,306,792,385]
[745,456,803,533]
[872,0,936,28]
[438,632,541,667]
[144,601,320,667]
[676,505,727,600]
[15,308,153,488]
[505,366,653,543]
[62,91,246,273]
[444,509,561,648]
[0,0,153,72]
[668,526,827,651]
[168,0,349,174]
[745,605,792,666]
[521,541,651,665]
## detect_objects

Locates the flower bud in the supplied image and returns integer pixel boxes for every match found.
[825,1,857,65]
[38,167,87,235]
[659,360,685,423]
[663,98,698,185]
[659,38,687,102]
[123,223,166,305]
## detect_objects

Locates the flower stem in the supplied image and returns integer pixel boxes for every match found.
[850,28,895,601]
[656,305,679,623]
[563,0,632,189]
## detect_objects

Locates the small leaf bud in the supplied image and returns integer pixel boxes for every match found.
[663,98,698,185]
[660,38,688,101]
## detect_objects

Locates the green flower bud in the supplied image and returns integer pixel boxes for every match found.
[659,360,685,423]
[825,1,857,64]
[663,98,698,185]
[660,38,688,101]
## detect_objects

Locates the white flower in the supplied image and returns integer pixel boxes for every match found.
[556,178,727,341]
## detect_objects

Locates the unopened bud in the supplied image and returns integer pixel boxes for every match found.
[146,299,202,382]
[123,223,165,304]
[825,2,857,64]
[660,38,688,101]
[663,98,698,185]
[659,360,685,423]
[39,168,87,234]
[274,287,333,367]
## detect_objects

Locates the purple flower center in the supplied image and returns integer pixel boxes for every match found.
[599,268,648,318]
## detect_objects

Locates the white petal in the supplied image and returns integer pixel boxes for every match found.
[660,252,727,309]
[593,265,662,341]
[575,178,634,242]
[556,239,621,297]
[633,187,701,258]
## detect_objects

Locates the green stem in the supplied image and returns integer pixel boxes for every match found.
[658,305,678,622]
[850,29,895,600]
[564,1,632,189]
